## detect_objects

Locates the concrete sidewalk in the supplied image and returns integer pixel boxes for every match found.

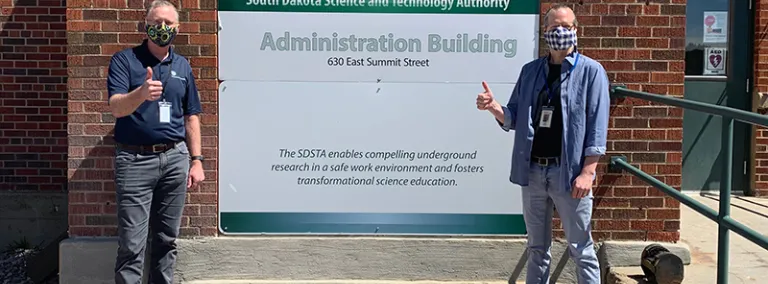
[609,193,768,284]
[678,193,768,283]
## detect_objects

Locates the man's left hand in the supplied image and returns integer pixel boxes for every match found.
[188,161,205,189]
[571,173,593,199]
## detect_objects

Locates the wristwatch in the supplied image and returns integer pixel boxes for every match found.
[191,155,205,162]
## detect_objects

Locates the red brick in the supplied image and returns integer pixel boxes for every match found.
[632,129,665,140]
[1,0,67,192]
[647,231,680,242]
[613,231,648,240]
[755,1,768,198]
[64,0,219,237]
[647,208,680,219]
[47,1,696,242]
[630,197,665,208]
[611,208,647,219]
[596,220,630,231]
[617,49,651,60]
[630,220,665,231]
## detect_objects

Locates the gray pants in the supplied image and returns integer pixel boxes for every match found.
[114,142,190,284]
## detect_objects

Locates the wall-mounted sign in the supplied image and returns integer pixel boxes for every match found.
[704,47,726,75]
[703,11,727,43]
[217,0,540,235]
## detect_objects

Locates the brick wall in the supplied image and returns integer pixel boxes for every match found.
[63,0,683,241]
[754,0,768,197]
[542,1,685,242]
[0,0,68,191]
[66,0,219,236]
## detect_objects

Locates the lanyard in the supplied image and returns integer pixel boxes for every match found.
[542,53,580,105]
[157,62,171,101]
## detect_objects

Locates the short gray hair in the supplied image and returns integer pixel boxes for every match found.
[146,0,179,22]
[543,4,578,27]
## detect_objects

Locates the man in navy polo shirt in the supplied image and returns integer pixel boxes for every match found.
[106,1,204,283]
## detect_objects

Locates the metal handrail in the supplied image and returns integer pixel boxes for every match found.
[610,86,768,127]
[609,156,768,250]
[609,85,768,284]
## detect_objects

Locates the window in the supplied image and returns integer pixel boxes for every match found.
[685,0,729,76]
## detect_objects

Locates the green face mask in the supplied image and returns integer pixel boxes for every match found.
[145,22,178,47]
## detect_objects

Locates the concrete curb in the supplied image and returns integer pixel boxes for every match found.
[59,237,691,284]
[598,241,690,283]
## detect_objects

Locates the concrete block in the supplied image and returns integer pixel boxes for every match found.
[598,241,690,283]
[598,241,691,268]
[60,237,585,284]
[59,237,691,284]
[59,237,118,284]
[173,237,586,283]
[0,191,67,249]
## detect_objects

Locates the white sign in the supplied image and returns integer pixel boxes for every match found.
[217,0,539,235]
[218,13,538,83]
[704,47,726,75]
[703,11,728,43]
[219,81,518,213]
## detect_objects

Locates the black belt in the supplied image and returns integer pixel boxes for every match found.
[116,142,179,154]
[532,156,559,166]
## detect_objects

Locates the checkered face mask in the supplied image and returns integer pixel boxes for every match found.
[543,26,577,51]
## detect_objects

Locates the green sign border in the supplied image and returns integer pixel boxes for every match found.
[218,0,540,14]
[216,0,538,236]
[220,212,526,235]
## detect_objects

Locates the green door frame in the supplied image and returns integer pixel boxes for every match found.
[726,0,755,194]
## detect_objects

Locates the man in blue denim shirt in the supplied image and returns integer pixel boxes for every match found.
[477,4,609,284]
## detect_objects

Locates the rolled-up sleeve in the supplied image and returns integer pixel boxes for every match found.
[497,74,522,132]
[584,64,610,157]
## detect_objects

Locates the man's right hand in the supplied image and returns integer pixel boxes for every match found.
[142,67,163,101]
[476,81,501,113]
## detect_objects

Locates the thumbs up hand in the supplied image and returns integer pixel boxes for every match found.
[476,81,498,111]
[142,67,163,101]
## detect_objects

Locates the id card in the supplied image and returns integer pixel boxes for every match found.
[159,101,171,123]
[539,107,554,128]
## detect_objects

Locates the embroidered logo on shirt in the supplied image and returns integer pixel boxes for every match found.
[170,70,186,81]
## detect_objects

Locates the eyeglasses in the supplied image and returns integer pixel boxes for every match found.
[546,24,575,31]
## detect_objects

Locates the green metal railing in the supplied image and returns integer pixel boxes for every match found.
[609,85,768,284]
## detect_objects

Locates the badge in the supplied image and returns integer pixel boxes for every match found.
[159,101,171,123]
[539,107,554,128]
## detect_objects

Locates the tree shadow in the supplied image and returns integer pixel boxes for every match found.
[0,0,69,246]
[68,125,120,236]
[0,0,69,190]
[1,0,69,280]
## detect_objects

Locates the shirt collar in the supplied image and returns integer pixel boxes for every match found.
[139,39,175,63]
[545,49,578,65]
[563,50,579,66]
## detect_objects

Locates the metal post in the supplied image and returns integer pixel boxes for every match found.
[717,117,734,284]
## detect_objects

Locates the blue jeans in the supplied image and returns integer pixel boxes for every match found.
[113,142,190,284]
[522,163,600,284]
